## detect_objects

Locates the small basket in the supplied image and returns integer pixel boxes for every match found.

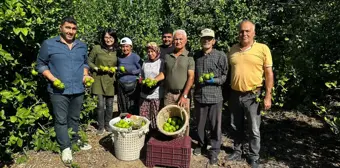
[109,115,150,161]
[156,105,189,138]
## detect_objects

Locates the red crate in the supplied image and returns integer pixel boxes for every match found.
[146,136,191,168]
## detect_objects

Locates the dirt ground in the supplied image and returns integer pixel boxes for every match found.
[4,110,340,168]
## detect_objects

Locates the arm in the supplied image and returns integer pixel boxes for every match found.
[154,59,165,81]
[211,52,228,85]
[154,72,165,81]
[131,54,141,75]
[263,44,274,110]
[264,66,274,110]
[141,62,145,78]
[36,41,57,82]
[83,44,91,82]
[182,70,195,96]
[87,46,98,71]
[178,56,195,107]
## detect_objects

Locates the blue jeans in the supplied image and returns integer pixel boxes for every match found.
[50,93,84,151]
[229,90,261,160]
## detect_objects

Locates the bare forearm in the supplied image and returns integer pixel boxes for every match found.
[84,68,89,76]
[265,70,274,98]
[42,70,57,82]
[155,72,165,82]
[182,76,194,96]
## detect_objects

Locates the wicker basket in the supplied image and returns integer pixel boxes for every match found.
[109,116,150,161]
[156,105,189,138]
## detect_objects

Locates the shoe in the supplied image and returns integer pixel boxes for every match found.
[193,147,201,156]
[225,152,242,161]
[97,129,105,135]
[61,147,72,164]
[247,158,260,168]
[105,126,112,133]
[209,156,218,166]
[77,140,92,150]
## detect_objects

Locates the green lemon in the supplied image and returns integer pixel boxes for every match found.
[199,76,204,83]
[119,66,126,72]
[31,69,38,76]
[204,73,210,80]
[209,72,215,78]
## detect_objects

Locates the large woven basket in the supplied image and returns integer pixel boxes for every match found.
[156,105,189,138]
[109,116,150,161]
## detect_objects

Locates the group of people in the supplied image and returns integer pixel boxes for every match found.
[36,16,273,168]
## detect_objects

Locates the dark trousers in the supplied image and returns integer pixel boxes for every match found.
[97,95,114,130]
[195,100,223,158]
[50,93,84,151]
[117,82,139,115]
[229,90,261,160]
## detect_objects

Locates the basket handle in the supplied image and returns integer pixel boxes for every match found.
[118,131,126,138]
[138,128,149,137]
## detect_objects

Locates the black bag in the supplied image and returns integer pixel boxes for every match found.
[118,80,137,93]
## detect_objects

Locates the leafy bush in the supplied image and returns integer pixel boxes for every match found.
[1,0,339,162]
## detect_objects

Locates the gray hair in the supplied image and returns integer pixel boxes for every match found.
[238,20,256,31]
[173,29,187,39]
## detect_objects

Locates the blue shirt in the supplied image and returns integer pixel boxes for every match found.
[117,53,141,82]
[36,36,89,94]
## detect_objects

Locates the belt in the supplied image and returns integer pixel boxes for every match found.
[167,89,183,94]
[232,87,261,95]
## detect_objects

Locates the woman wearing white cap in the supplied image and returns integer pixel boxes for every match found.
[117,37,141,115]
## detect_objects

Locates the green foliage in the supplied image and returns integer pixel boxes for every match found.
[1,0,339,162]
[0,0,96,161]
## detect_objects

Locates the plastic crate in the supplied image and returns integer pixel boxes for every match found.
[146,136,191,168]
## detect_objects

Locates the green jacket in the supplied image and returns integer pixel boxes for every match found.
[88,45,117,96]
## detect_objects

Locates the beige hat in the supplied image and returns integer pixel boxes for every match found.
[200,28,215,38]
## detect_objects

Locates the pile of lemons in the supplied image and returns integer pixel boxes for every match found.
[141,78,158,88]
[114,118,146,130]
[199,72,215,83]
[162,117,184,133]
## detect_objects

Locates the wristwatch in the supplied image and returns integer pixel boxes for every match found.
[183,94,188,99]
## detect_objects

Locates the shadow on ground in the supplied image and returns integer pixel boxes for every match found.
[221,108,340,168]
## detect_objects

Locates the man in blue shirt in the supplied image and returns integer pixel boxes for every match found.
[36,16,92,164]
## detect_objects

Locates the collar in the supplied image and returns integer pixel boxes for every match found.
[170,49,189,57]
[202,48,216,56]
[239,40,256,52]
[56,36,78,46]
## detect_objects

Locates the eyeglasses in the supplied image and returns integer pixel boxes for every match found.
[104,36,114,40]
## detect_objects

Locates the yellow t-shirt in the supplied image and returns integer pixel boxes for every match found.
[228,42,273,92]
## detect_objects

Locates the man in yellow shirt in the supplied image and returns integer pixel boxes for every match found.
[225,20,274,168]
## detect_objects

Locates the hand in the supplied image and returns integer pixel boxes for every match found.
[205,78,215,84]
[263,96,272,110]
[83,75,93,83]
[177,96,188,108]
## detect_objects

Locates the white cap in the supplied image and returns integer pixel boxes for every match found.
[120,37,132,46]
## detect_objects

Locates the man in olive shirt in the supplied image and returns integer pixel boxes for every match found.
[155,29,195,136]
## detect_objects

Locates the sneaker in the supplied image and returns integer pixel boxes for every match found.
[77,140,92,150]
[105,126,112,133]
[193,147,202,156]
[96,129,105,135]
[61,147,72,164]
